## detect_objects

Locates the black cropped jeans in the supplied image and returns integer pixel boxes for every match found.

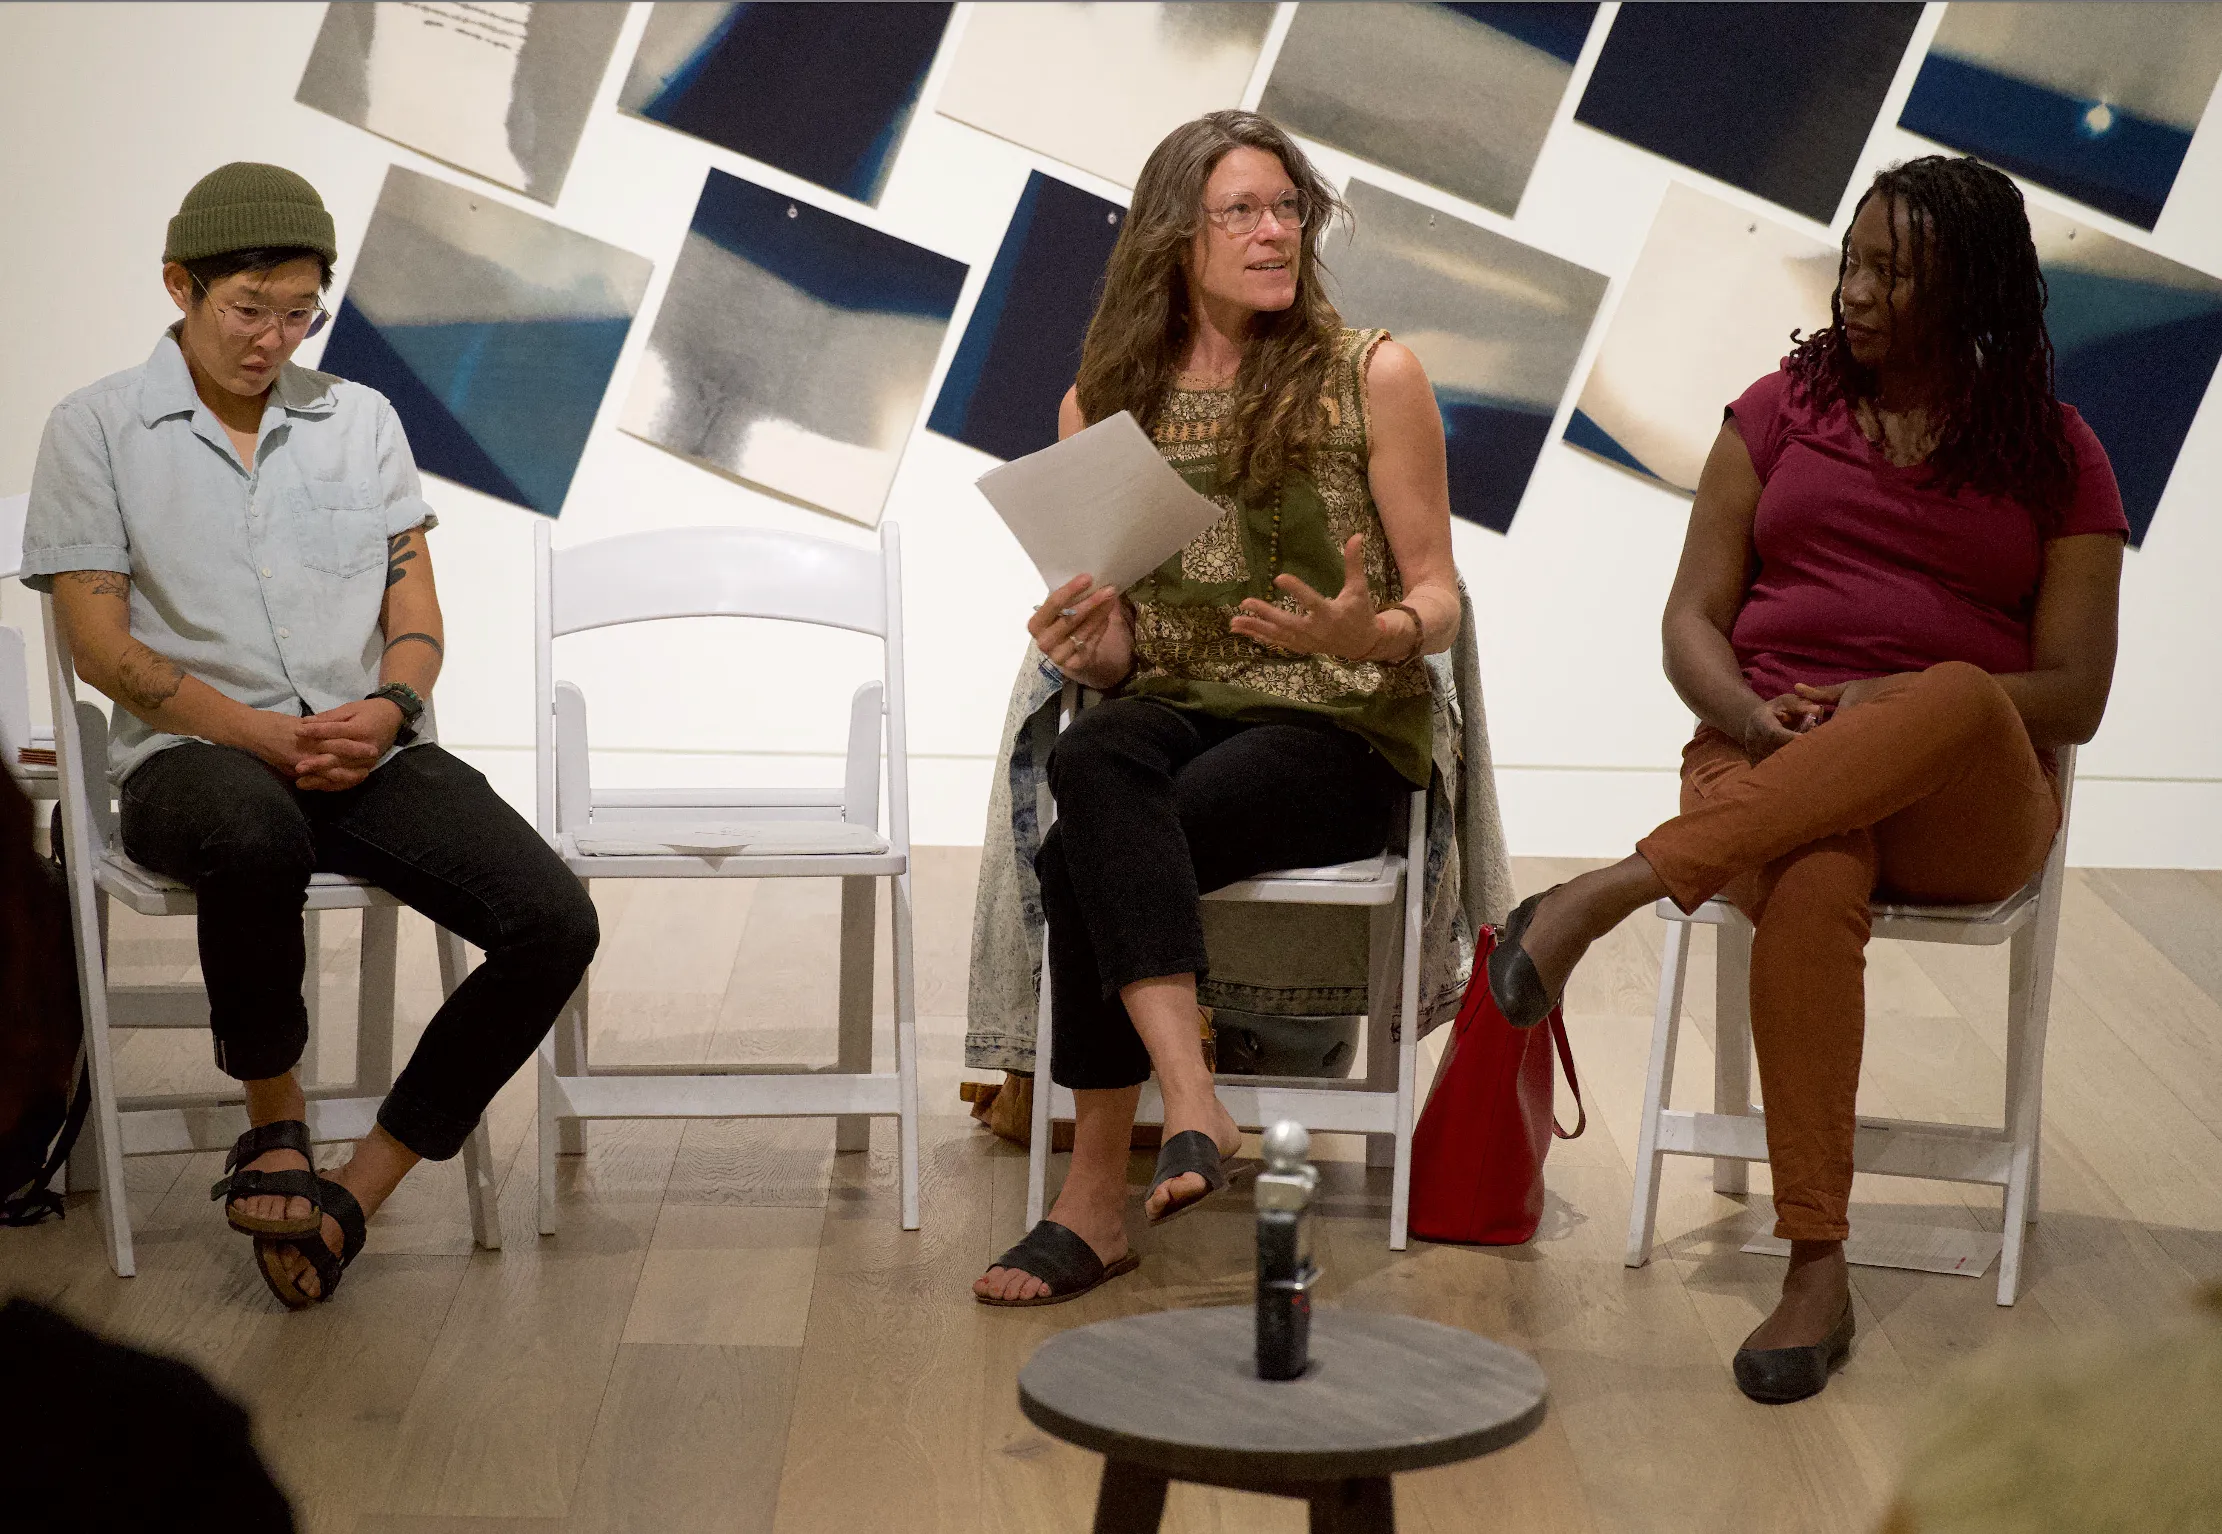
[120,742,598,1161]
[1037,697,1409,1091]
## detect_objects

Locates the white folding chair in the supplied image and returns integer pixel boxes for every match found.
[1,491,57,802]
[1024,683,1431,1248]
[1626,746,2078,1305]
[532,520,919,1234]
[41,600,502,1278]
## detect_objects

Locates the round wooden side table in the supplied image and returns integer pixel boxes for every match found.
[1018,1306,1548,1533]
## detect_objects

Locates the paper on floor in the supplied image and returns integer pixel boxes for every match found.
[1743,1223,2004,1278]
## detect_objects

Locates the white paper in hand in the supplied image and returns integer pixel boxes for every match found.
[975,411,1224,593]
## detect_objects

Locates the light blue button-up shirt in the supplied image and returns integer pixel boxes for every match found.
[23,331,437,782]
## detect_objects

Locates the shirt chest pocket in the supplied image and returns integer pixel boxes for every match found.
[296,479,386,578]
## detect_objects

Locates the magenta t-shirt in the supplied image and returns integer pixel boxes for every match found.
[1726,367,2129,702]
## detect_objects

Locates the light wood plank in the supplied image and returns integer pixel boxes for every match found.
[559,1343,801,1533]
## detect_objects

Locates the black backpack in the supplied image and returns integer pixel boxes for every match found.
[0,766,88,1226]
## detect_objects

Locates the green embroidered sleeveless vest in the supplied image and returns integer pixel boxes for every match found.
[1123,327,1433,785]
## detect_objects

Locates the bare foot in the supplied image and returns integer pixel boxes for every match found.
[229,1142,314,1229]
[975,1182,1130,1303]
[1142,1094,1241,1222]
[1741,1240,1851,1351]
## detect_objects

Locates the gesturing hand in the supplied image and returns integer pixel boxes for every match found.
[1026,575,1134,692]
[1740,693,1827,762]
[1230,536,1388,661]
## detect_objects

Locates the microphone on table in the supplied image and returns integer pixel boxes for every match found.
[1255,1119,1321,1381]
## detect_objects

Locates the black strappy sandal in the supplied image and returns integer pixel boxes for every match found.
[210,1120,322,1237]
[252,1177,365,1310]
[1145,1129,1232,1226]
[976,1219,1140,1308]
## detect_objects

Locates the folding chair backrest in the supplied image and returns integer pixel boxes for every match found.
[541,524,888,638]
[36,598,116,872]
[531,520,910,850]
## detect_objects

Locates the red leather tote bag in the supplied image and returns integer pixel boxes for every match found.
[1409,926,1585,1245]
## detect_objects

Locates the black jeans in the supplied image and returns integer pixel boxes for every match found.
[120,742,599,1161]
[1038,697,1409,1091]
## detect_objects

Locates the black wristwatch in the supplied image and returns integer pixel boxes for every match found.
[366,682,425,745]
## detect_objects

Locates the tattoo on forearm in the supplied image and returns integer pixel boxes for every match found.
[383,631,444,659]
[116,644,185,714]
[385,533,418,590]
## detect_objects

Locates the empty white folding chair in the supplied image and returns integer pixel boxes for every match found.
[1024,683,1431,1248]
[41,600,502,1277]
[533,520,919,1234]
[1626,746,2077,1305]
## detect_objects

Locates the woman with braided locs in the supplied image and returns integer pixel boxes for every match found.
[974,110,1460,1306]
[1488,156,2128,1403]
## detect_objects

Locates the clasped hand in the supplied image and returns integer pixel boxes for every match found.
[1742,676,1894,761]
[1230,535,1392,661]
[249,699,405,791]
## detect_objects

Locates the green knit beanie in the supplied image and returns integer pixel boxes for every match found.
[164,162,338,266]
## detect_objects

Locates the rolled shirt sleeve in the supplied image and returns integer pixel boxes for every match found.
[20,401,131,592]
[376,402,438,538]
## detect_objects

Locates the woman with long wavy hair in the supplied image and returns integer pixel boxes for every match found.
[975,111,1461,1306]
[1484,156,2128,1402]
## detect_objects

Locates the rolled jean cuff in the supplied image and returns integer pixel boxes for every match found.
[1632,836,1715,915]
[211,1018,310,1084]
[1096,941,1211,1002]
[1771,1214,1851,1243]
[376,1091,477,1163]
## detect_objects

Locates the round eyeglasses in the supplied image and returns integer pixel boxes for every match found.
[192,275,331,341]
[1204,191,1308,238]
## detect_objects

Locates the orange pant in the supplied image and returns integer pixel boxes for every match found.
[1635,663,2060,1240]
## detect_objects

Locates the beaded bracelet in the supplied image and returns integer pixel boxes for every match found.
[1365,602,1426,665]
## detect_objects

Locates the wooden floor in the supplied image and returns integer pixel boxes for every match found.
[5,852,2220,1533]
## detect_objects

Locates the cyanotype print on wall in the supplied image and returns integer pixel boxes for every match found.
[2031,204,2222,545]
[1260,3,1597,218]
[623,171,968,526]
[928,171,1125,462]
[1900,1,2222,231]
[620,2,953,205]
[937,2,1272,187]
[297,2,626,204]
[1566,184,1838,494]
[1575,2,1923,223]
[1321,181,1607,533]
[319,167,651,517]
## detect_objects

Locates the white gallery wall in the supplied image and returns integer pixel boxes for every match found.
[2,1,2218,863]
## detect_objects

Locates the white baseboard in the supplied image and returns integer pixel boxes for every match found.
[446,749,2222,869]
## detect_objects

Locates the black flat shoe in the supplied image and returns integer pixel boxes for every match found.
[1486,886,1565,1029]
[1733,1303,1855,1404]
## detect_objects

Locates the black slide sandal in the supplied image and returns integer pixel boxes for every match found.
[1145,1129,1231,1226]
[253,1177,366,1310]
[976,1220,1140,1308]
[210,1120,322,1237]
